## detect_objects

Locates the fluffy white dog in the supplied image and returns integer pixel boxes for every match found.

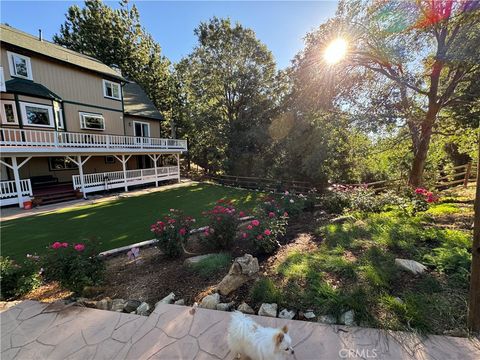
[227,311,295,360]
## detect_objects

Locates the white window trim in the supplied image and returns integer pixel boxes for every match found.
[0,100,19,124]
[53,102,64,129]
[79,112,106,131]
[102,79,121,100]
[20,102,54,128]
[133,121,151,137]
[7,51,33,80]
[0,66,6,92]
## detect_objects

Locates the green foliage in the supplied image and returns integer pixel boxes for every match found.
[151,209,195,258]
[188,253,231,278]
[243,215,288,256]
[42,241,104,294]
[0,257,41,300]
[250,278,283,304]
[202,200,240,250]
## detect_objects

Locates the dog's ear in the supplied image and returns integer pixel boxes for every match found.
[275,332,284,346]
[281,325,288,334]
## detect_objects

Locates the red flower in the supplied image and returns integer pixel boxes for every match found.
[61,242,68,248]
[283,212,289,217]
[179,228,187,236]
[264,229,271,236]
[74,244,85,252]
[247,225,253,230]
[256,235,263,240]
[251,219,260,227]
[268,212,275,218]
[239,211,245,217]
[52,242,62,249]
[242,232,248,239]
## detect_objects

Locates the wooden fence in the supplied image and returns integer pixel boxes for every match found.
[434,162,477,189]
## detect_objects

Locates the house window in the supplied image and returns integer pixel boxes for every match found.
[53,102,64,129]
[20,102,54,127]
[105,156,115,164]
[49,157,78,171]
[103,80,121,100]
[79,112,105,130]
[0,100,18,124]
[7,51,33,80]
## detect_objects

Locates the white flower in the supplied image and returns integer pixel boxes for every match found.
[290,199,294,203]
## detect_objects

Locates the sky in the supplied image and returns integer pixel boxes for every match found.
[0,1,338,69]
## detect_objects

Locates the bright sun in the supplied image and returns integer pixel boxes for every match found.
[324,38,348,64]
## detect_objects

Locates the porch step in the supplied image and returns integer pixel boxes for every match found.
[33,190,81,205]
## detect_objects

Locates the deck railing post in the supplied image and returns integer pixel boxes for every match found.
[176,153,181,183]
[122,155,128,192]
[77,155,87,199]
[11,157,23,208]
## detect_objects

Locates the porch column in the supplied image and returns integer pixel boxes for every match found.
[176,153,181,183]
[148,154,159,187]
[77,155,86,199]
[122,155,128,192]
[11,157,23,208]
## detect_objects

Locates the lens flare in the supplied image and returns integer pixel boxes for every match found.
[324,38,348,64]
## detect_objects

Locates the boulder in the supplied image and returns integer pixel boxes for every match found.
[278,309,296,320]
[174,299,185,305]
[395,258,427,275]
[304,311,316,320]
[200,293,220,310]
[216,302,235,311]
[123,299,141,313]
[318,315,336,325]
[111,299,126,312]
[184,254,217,266]
[258,303,277,317]
[331,215,356,224]
[217,254,259,295]
[96,297,112,311]
[136,302,150,316]
[237,302,255,315]
[340,310,356,326]
[158,292,176,305]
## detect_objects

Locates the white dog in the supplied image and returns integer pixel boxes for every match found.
[227,311,295,360]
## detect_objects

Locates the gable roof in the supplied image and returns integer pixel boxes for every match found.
[123,82,164,121]
[5,78,62,101]
[0,24,125,81]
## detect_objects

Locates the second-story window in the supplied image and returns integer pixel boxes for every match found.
[20,102,54,127]
[0,101,19,124]
[7,51,33,80]
[103,80,121,100]
[79,112,105,130]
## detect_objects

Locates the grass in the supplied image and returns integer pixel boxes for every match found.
[272,195,472,334]
[1,183,263,260]
[188,253,232,277]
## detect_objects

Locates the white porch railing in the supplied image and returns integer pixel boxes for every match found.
[72,166,179,194]
[0,128,187,153]
[0,179,33,206]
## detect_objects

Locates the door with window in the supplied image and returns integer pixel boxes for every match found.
[134,121,150,146]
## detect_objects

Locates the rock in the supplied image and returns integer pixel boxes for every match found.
[123,299,141,313]
[174,299,185,305]
[278,309,296,320]
[200,293,220,310]
[331,215,356,224]
[184,254,217,266]
[395,258,427,275]
[75,298,97,308]
[217,254,259,295]
[258,303,277,317]
[304,311,316,320]
[158,292,176,305]
[136,302,150,316]
[111,299,126,312]
[237,302,255,315]
[82,286,104,298]
[96,297,112,311]
[340,310,356,326]
[318,315,336,325]
[216,302,235,311]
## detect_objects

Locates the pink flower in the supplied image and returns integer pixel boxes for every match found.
[268,212,275,218]
[284,190,289,195]
[204,230,210,236]
[251,219,260,227]
[415,188,427,195]
[61,242,68,248]
[74,243,85,252]
[242,232,248,239]
[239,211,245,217]
[179,228,187,236]
[256,235,263,240]
[52,242,62,249]
[247,225,253,230]
[264,229,272,236]
[283,212,289,217]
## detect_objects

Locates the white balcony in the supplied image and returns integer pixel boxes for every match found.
[0,179,33,206]
[0,128,187,155]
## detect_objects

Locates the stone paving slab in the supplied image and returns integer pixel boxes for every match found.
[1,300,480,359]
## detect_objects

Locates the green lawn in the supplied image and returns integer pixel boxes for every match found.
[1,183,262,260]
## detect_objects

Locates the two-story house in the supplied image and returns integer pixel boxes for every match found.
[0,24,186,207]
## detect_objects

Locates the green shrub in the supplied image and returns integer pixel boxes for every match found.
[151,209,196,257]
[0,256,41,300]
[242,215,288,256]
[250,278,282,304]
[202,200,240,250]
[188,253,231,277]
[42,241,105,294]
[424,246,471,280]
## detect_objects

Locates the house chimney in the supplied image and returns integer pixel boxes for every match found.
[38,29,43,41]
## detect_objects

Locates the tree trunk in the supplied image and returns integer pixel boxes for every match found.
[468,138,480,332]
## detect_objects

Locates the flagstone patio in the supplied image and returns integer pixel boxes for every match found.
[1,300,479,360]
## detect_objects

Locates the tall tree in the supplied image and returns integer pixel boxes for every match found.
[53,0,172,118]
[177,17,278,174]
[292,0,480,186]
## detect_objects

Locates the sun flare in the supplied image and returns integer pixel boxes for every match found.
[324,38,348,64]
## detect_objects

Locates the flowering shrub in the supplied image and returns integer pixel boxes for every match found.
[410,188,439,214]
[242,213,288,255]
[151,209,195,258]
[42,241,104,294]
[0,256,41,300]
[259,191,305,218]
[202,200,239,249]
